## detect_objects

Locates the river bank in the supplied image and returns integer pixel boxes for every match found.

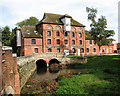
[21,55,120,95]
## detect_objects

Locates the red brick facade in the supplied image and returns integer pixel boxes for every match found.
[21,38,42,56]
[41,24,86,55]
[19,13,116,56]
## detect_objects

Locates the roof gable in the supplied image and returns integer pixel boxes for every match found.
[38,13,85,27]
[21,25,42,38]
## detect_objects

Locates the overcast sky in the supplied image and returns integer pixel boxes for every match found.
[0,0,119,42]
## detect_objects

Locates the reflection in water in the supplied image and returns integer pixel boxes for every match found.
[37,66,47,74]
[31,65,86,81]
[49,67,60,73]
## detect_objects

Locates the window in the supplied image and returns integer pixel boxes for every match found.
[56,31,60,36]
[64,39,68,44]
[47,31,51,36]
[48,48,52,52]
[79,33,82,37]
[72,48,76,53]
[81,48,84,53]
[72,32,75,37]
[35,48,38,53]
[79,40,82,45]
[47,25,51,29]
[27,30,30,34]
[47,39,51,44]
[110,48,112,53]
[57,39,60,44]
[72,27,75,31]
[79,28,81,32]
[93,48,96,52]
[72,40,75,45]
[34,31,37,34]
[90,40,92,44]
[32,39,36,44]
[56,26,60,30]
[103,48,105,52]
[64,32,68,36]
[57,48,60,53]
[87,48,89,53]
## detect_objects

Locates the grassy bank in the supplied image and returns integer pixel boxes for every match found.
[55,55,120,95]
[21,55,120,95]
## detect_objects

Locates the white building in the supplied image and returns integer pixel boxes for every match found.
[118,1,120,43]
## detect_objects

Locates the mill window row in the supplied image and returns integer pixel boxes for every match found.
[47,31,83,37]
[47,39,83,45]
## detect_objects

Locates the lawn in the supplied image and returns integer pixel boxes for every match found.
[55,55,120,95]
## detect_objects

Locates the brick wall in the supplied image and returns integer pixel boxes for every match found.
[0,46,2,94]
[85,40,99,55]
[23,38,42,56]
[42,24,86,55]
[2,46,20,95]
[117,43,120,53]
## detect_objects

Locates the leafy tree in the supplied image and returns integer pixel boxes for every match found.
[0,27,2,46]
[86,7,115,52]
[2,26,11,46]
[16,16,39,27]
[10,27,17,53]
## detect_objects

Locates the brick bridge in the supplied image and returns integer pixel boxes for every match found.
[17,52,87,89]
[34,53,66,67]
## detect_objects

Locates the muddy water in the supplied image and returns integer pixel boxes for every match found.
[30,67,86,81]
[21,67,86,94]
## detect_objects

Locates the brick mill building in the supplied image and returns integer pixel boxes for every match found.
[17,13,117,56]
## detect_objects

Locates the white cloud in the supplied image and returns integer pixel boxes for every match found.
[0,0,119,42]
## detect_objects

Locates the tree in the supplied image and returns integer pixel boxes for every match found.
[0,27,2,46]
[10,27,17,53]
[16,16,39,27]
[2,26,11,46]
[86,7,115,52]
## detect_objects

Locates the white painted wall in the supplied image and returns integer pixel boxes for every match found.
[17,30,21,47]
[61,17,71,31]
[118,1,120,43]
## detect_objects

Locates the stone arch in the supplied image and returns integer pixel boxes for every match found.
[49,58,60,73]
[36,59,47,74]
[48,58,59,67]
[4,86,15,96]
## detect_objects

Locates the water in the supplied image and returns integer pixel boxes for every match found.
[21,66,86,94]
[30,67,86,81]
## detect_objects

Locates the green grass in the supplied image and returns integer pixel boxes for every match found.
[55,55,120,95]
[66,56,87,59]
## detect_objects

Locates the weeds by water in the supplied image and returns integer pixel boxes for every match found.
[21,55,120,95]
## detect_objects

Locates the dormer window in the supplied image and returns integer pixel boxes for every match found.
[34,31,37,34]
[27,30,30,34]
[56,20,58,23]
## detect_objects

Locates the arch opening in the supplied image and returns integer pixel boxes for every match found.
[36,59,47,74]
[49,59,59,66]
[49,59,60,73]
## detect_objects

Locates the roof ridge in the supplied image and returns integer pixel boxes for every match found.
[45,12,64,16]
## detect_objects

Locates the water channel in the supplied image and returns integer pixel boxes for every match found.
[31,66,86,81]
[21,64,86,94]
